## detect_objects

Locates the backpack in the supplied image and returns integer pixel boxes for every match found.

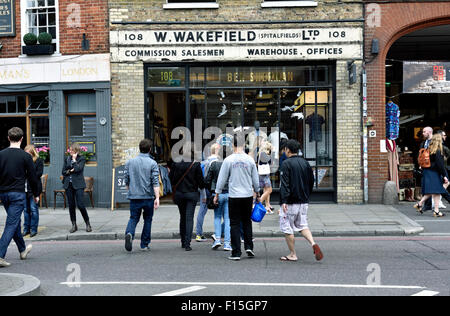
[418,148,431,168]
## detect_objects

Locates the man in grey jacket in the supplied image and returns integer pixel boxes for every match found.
[215,134,260,261]
[124,139,160,252]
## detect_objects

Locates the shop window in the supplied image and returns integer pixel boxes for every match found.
[21,0,59,53]
[164,0,219,9]
[261,0,318,8]
[0,94,50,158]
[66,92,97,163]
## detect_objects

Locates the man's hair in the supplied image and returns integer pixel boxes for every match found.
[8,127,24,142]
[233,132,244,148]
[286,139,301,154]
[70,142,81,154]
[139,139,152,153]
[280,138,288,150]
[210,143,221,155]
[436,130,446,136]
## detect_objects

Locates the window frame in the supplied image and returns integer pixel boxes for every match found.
[261,0,318,8]
[21,0,60,54]
[163,0,219,10]
[65,92,97,164]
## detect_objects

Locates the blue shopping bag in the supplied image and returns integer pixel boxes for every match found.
[251,202,266,223]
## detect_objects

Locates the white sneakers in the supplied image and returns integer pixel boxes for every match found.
[0,258,11,267]
[20,244,33,260]
[0,244,32,268]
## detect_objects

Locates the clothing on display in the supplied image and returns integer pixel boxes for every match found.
[268,130,288,159]
[305,113,325,142]
[385,101,400,140]
[247,130,268,152]
[158,165,172,196]
[386,139,400,192]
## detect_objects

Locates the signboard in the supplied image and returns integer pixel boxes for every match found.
[0,0,15,37]
[110,27,363,62]
[111,165,128,210]
[0,54,110,86]
[403,61,450,94]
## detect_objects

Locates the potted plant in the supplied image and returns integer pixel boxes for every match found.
[36,146,50,164]
[22,32,54,55]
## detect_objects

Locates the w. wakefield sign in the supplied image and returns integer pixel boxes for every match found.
[110,27,363,62]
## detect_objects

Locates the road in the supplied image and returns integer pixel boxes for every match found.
[2,236,449,297]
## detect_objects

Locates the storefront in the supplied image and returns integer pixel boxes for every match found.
[111,23,364,203]
[364,0,450,203]
[144,63,336,201]
[0,54,112,207]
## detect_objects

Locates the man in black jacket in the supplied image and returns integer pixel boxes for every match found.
[279,140,323,262]
[0,127,40,267]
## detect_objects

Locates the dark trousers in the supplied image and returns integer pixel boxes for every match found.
[126,199,155,249]
[0,192,27,258]
[174,192,199,248]
[229,197,254,257]
[66,183,90,223]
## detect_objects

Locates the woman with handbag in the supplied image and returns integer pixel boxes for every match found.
[255,141,274,214]
[62,143,92,233]
[23,145,44,238]
[414,134,448,217]
[169,146,205,251]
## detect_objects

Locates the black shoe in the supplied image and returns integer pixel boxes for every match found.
[246,249,255,258]
[30,232,37,238]
[22,231,30,237]
[69,223,78,234]
[185,246,192,251]
[125,233,133,252]
[86,222,92,232]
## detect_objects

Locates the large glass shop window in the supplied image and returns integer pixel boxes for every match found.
[147,64,334,190]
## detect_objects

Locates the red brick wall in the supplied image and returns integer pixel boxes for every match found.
[0,0,21,58]
[364,1,450,203]
[0,0,109,58]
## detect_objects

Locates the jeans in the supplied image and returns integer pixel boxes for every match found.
[66,183,90,223]
[196,189,210,236]
[24,196,39,234]
[0,192,27,259]
[228,197,254,257]
[125,199,155,249]
[174,192,199,248]
[214,193,230,245]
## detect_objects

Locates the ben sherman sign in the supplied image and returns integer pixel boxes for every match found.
[110,27,362,62]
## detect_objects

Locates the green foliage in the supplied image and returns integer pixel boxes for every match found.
[23,33,38,46]
[38,32,53,45]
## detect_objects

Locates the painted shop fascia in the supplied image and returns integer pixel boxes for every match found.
[0,54,113,208]
[110,19,364,203]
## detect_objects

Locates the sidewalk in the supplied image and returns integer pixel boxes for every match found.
[0,273,40,296]
[0,204,424,242]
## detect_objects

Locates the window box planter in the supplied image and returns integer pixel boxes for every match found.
[22,44,54,56]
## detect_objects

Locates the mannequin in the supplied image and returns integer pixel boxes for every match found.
[268,122,288,159]
[247,121,267,153]
[386,100,400,140]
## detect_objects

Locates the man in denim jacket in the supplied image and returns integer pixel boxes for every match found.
[124,139,160,252]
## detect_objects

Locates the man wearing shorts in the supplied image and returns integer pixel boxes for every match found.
[279,139,323,262]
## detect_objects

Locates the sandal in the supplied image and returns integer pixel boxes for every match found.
[413,203,423,214]
[280,256,298,262]
[433,211,446,218]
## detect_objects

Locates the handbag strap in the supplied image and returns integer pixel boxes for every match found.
[173,161,196,193]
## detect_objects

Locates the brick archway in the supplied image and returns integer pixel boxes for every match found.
[364,2,450,203]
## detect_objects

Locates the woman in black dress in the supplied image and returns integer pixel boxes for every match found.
[415,134,448,217]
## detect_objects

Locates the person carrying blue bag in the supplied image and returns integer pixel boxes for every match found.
[214,133,260,261]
